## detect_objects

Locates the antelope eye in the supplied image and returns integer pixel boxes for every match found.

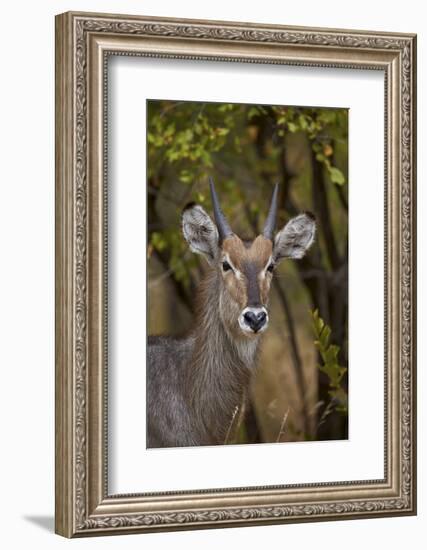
[267,263,275,273]
[222,261,232,272]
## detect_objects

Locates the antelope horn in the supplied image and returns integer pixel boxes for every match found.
[263,184,279,240]
[209,177,233,243]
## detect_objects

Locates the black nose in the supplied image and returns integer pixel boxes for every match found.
[243,310,267,332]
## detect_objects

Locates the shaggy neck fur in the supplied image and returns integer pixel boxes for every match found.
[185,269,260,444]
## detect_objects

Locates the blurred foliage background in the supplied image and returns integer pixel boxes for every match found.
[147,99,348,443]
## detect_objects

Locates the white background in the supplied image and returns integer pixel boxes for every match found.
[109,59,384,493]
[0,1,424,548]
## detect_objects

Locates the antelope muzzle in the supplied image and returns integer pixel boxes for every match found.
[239,306,269,334]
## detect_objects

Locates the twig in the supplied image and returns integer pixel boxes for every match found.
[148,267,175,288]
[276,406,291,442]
[224,405,240,445]
[190,103,206,126]
[158,100,187,118]
[317,399,336,429]
[149,250,193,289]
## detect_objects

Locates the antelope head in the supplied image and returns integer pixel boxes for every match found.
[182,179,316,338]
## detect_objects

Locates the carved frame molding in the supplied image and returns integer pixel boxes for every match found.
[55,11,416,537]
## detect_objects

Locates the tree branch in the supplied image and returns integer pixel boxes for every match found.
[310,146,341,270]
[273,278,310,437]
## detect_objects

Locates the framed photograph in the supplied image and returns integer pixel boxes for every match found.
[55,11,417,537]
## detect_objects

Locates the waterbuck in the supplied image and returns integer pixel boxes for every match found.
[147,179,316,448]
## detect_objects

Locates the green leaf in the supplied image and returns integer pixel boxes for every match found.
[311,309,324,338]
[151,232,167,252]
[329,387,348,413]
[310,309,348,419]
[247,106,260,119]
[329,166,345,185]
[319,325,331,349]
[179,170,193,183]
[164,123,175,138]
[298,114,308,130]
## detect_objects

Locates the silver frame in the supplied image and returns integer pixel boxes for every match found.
[55,11,417,537]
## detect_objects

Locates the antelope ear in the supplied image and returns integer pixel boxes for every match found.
[182,203,219,262]
[273,212,316,262]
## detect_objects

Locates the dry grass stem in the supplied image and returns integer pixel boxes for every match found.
[224,405,240,444]
[276,406,291,443]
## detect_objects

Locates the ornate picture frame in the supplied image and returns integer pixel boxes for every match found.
[55,11,417,537]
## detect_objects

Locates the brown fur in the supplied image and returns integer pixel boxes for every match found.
[221,235,273,312]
